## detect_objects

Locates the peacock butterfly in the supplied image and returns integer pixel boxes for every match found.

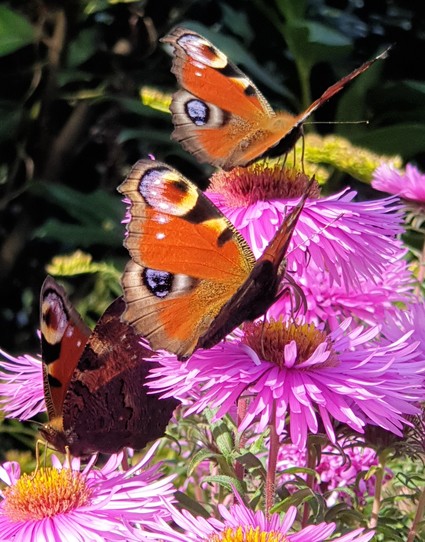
[118,160,314,360]
[161,27,391,170]
[40,276,179,457]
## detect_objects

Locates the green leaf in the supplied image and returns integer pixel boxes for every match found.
[173,491,210,518]
[68,28,100,67]
[187,449,221,477]
[34,220,123,247]
[235,451,266,478]
[0,7,35,56]
[275,0,307,21]
[351,123,425,159]
[31,182,124,247]
[203,474,246,494]
[31,182,122,227]
[0,102,23,141]
[211,421,234,458]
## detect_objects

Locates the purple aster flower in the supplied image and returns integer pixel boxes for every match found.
[268,247,414,329]
[380,301,425,359]
[148,318,423,449]
[0,443,175,541]
[0,349,45,420]
[207,163,405,290]
[277,440,392,506]
[136,499,374,542]
[372,163,425,203]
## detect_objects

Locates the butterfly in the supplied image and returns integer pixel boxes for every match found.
[40,276,179,457]
[118,160,313,360]
[161,27,391,170]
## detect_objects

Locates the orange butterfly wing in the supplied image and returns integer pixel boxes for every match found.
[40,276,91,425]
[162,27,391,169]
[118,160,255,359]
[119,160,311,359]
[197,179,312,350]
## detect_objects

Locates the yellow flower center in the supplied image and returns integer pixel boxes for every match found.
[3,467,93,522]
[208,526,288,542]
[208,163,320,207]
[243,320,338,368]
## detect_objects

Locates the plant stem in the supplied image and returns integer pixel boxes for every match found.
[302,440,317,527]
[235,397,248,482]
[265,402,280,517]
[407,485,425,542]
[369,453,386,529]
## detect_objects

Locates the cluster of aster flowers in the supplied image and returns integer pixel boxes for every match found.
[1,150,425,540]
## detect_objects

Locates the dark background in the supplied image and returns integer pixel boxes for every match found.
[1,0,424,355]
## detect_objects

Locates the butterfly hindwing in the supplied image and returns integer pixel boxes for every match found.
[162,27,391,170]
[118,160,255,359]
[61,296,179,456]
[40,277,179,456]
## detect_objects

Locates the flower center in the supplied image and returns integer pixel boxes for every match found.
[3,467,93,522]
[243,320,338,368]
[208,526,288,542]
[208,163,320,207]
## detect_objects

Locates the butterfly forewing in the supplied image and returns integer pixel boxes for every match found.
[162,28,273,118]
[118,160,256,358]
[197,184,311,351]
[163,27,391,169]
[40,277,91,422]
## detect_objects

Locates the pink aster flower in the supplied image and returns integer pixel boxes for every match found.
[0,443,175,541]
[269,247,414,329]
[0,349,45,420]
[137,500,374,542]
[207,164,405,290]
[148,318,423,449]
[277,440,392,506]
[380,301,425,359]
[372,163,425,203]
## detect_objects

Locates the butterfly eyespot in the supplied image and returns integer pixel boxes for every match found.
[138,167,198,216]
[185,99,209,126]
[143,268,174,298]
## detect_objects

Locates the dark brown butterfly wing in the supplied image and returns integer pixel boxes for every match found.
[59,297,179,456]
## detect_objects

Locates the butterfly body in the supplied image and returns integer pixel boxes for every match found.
[119,160,310,360]
[40,277,179,457]
[162,27,391,169]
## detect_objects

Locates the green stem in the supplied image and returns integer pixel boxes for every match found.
[302,439,317,527]
[407,485,425,542]
[369,454,386,529]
